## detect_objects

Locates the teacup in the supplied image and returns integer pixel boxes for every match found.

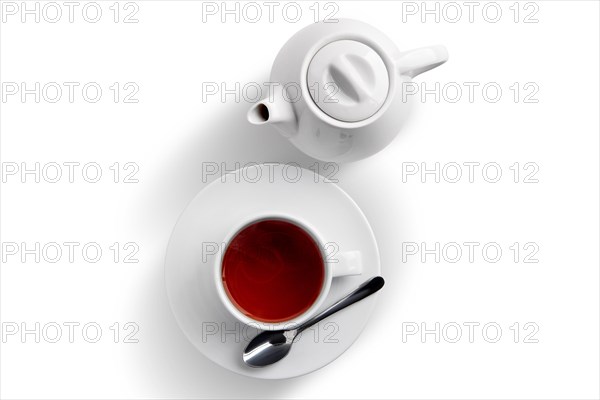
[214,213,362,330]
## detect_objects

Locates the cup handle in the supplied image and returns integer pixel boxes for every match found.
[396,45,449,78]
[331,251,363,277]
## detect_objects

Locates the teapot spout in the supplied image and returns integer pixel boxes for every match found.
[247,91,296,126]
[397,45,449,78]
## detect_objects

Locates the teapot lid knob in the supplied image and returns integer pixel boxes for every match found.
[307,40,389,123]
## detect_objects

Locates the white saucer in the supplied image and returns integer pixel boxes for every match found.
[165,164,380,379]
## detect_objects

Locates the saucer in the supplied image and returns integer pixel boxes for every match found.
[165,163,381,379]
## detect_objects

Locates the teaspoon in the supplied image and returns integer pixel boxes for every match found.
[242,276,385,367]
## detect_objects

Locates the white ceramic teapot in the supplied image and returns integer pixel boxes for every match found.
[247,19,448,163]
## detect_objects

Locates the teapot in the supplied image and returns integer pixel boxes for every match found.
[247,19,448,163]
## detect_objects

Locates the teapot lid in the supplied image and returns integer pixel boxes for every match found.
[307,40,389,123]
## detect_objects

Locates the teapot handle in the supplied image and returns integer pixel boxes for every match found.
[396,45,449,78]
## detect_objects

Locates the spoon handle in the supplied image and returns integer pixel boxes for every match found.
[297,276,384,333]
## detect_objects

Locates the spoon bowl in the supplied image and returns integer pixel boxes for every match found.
[243,329,296,367]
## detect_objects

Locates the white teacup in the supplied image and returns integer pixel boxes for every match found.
[214,213,362,331]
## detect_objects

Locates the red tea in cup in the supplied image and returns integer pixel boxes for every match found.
[221,219,325,323]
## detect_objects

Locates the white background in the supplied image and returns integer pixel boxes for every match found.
[1,1,599,399]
